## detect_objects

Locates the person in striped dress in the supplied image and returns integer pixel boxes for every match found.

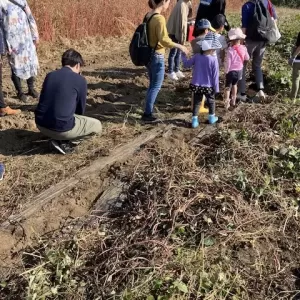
[0,6,20,116]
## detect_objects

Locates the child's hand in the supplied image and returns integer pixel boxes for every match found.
[179,45,189,55]
[288,57,295,66]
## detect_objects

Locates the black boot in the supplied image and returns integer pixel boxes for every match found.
[27,77,39,98]
[11,72,28,102]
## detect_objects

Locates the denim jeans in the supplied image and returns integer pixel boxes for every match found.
[238,40,266,93]
[168,35,181,74]
[145,53,165,115]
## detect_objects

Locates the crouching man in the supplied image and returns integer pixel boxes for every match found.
[35,49,102,154]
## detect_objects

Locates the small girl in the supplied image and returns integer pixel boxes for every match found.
[191,19,215,54]
[224,28,249,109]
[289,32,300,100]
[182,34,221,128]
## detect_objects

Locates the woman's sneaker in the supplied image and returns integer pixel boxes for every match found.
[141,113,157,123]
[167,72,179,81]
[257,90,266,101]
[50,140,75,155]
[237,93,247,102]
[191,116,199,128]
[176,71,185,79]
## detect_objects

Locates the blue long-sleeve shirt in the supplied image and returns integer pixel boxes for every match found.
[182,53,219,93]
[35,67,87,132]
[242,0,277,29]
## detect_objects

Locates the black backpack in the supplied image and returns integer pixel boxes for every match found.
[246,0,273,42]
[129,13,158,67]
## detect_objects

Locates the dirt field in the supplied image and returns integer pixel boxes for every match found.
[0,36,210,276]
[0,7,300,300]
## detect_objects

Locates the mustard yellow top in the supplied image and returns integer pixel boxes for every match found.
[148,14,176,55]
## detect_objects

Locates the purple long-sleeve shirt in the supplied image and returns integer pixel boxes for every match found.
[182,53,219,93]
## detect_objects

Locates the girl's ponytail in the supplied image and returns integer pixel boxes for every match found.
[148,0,166,9]
[148,0,154,9]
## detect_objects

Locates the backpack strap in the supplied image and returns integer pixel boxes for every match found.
[233,45,244,63]
[143,13,159,24]
[8,0,26,13]
[266,0,274,17]
[145,13,159,51]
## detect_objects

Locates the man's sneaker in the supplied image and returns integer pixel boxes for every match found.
[176,71,185,79]
[17,92,28,102]
[0,106,21,116]
[70,139,83,146]
[167,72,179,81]
[141,113,157,123]
[191,116,199,128]
[50,140,75,155]
[257,90,266,101]
[237,93,247,102]
[28,88,39,99]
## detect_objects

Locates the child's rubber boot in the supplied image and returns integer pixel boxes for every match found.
[208,114,219,124]
[199,96,209,114]
[191,116,199,128]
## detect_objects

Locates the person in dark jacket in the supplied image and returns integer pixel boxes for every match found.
[35,49,102,155]
[194,0,230,34]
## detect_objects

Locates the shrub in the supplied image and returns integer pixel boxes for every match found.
[28,0,244,41]
[272,0,299,8]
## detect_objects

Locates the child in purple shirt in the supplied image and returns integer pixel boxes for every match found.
[182,34,221,128]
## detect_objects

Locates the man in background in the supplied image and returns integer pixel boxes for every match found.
[238,0,278,101]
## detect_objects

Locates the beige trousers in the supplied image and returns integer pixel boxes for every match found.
[37,115,102,141]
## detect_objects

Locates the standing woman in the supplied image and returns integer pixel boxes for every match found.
[166,0,191,81]
[0,4,20,116]
[1,0,39,102]
[143,0,189,122]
